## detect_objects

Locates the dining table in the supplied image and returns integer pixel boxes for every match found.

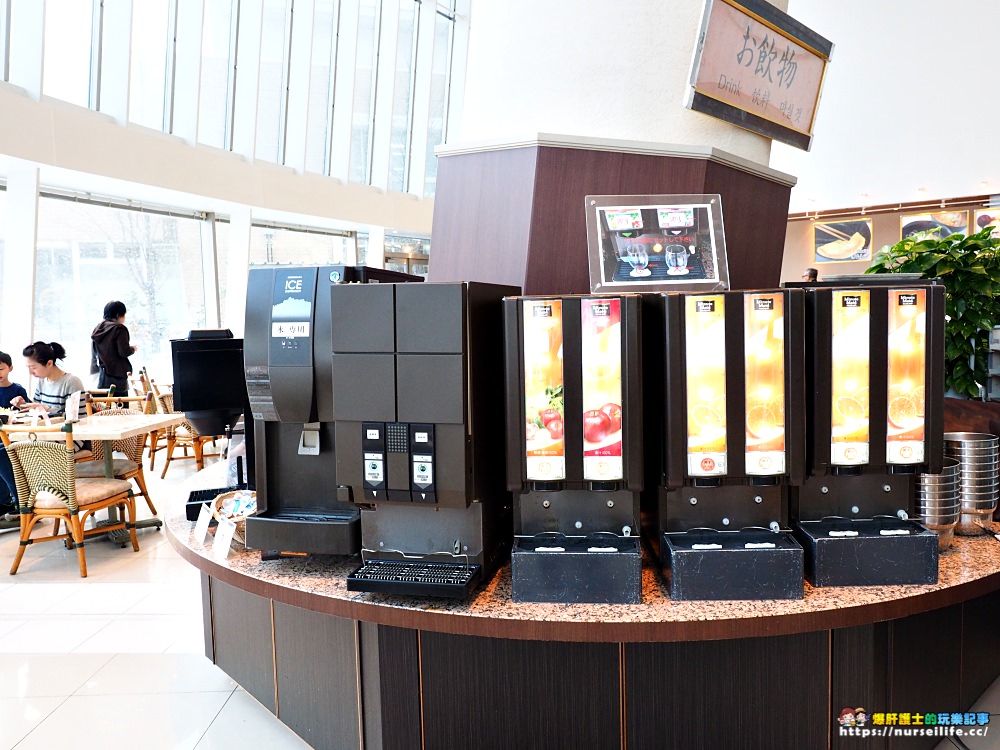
[2,410,188,542]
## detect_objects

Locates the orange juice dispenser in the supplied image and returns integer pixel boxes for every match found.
[649,288,808,600]
[790,277,945,586]
[503,294,644,603]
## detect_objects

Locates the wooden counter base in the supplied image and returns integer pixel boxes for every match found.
[169,501,1000,750]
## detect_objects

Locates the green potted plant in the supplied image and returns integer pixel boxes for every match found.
[866,226,1000,398]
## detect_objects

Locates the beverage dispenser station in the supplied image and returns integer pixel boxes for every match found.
[330,281,518,597]
[243,265,420,556]
[648,288,808,600]
[788,276,946,586]
[502,293,645,603]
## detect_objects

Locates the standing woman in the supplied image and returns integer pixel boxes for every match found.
[91,300,137,393]
[0,341,87,515]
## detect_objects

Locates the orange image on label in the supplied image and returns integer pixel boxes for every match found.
[886,289,926,463]
[830,291,870,465]
[744,293,786,475]
[523,300,565,480]
[685,295,727,476]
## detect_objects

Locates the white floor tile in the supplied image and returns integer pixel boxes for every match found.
[96,555,202,583]
[0,696,65,749]
[0,617,27,639]
[79,653,237,695]
[44,582,155,615]
[12,691,232,750]
[0,618,113,653]
[73,615,205,654]
[126,582,202,615]
[195,690,315,750]
[0,653,112,697]
[0,583,81,614]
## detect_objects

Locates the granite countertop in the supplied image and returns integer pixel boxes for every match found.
[167,466,1000,643]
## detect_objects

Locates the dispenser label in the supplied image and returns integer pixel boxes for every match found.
[581,298,624,480]
[523,300,566,480]
[685,295,727,476]
[364,453,384,484]
[744,293,786,475]
[271,322,311,338]
[412,455,433,487]
[886,289,926,463]
[830,290,870,465]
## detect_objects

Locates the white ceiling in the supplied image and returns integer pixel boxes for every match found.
[770,0,1000,213]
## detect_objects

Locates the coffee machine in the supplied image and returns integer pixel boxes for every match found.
[331,281,518,597]
[788,277,945,586]
[503,294,645,603]
[243,265,420,556]
[645,289,808,600]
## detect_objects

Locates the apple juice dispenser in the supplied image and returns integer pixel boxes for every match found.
[790,277,945,587]
[331,281,518,597]
[650,289,808,600]
[242,265,371,556]
[503,294,644,604]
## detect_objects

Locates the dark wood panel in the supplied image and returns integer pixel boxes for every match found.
[428,147,539,290]
[201,573,214,662]
[359,621,383,750]
[273,602,361,750]
[831,624,889,750]
[211,577,276,712]
[888,604,962,750]
[704,160,792,290]
[525,146,624,295]
[625,632,829,749]
[961,589,1000,707]
[421,632,621,749]
[376,625,422,750]
[944,397,1000,437]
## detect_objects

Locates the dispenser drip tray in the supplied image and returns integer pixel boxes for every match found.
[662,528,804,601]
[346,559,481,598]
[793,517,938,587]
[244,508,360,556]
[511,533,641,604]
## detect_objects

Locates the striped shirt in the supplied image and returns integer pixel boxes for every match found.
[33,373,87,420]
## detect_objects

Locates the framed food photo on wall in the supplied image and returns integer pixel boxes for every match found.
[900,211,969,239]
[813,219,872,263]
[974,209,1000,238]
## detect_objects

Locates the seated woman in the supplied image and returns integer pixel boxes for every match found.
[0,341,87,516]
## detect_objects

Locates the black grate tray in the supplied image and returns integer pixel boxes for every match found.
[347,559,482,598]
[611,253,707,282]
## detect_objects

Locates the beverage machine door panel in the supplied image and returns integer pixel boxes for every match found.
[266,267,318,424]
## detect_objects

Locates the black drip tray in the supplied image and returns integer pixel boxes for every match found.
[662,529,804,601]
[794,518,938,587]
[185,486,243,521]
[347,560,481,598]
[259,509,358,524]
[511,533,642,604]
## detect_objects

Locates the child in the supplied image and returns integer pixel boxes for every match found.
[0,351,28,409]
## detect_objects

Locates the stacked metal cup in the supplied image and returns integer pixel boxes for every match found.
[915,457,961,549]
[944,433,1000,535]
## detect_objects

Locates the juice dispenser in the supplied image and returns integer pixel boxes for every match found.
[790,277,945,586]
[503,294,644,604]
[332,281,518,597]
[243,265,420,556]
[648,289,807,600]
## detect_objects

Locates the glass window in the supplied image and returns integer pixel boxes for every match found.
[424,9,454,197]
[1,0,10,81]
[0,187,5,329]
[199,0,237,149]
[34,198,208,381]
[305,0,337,174]
[42,0,96,107]
[129,0,171,130]
[349,0,379,184]
[248,226,352,266]
[388,1,416,192]
[254,0,292,162]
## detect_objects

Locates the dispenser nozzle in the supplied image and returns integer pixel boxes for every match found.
[769,521,781,533]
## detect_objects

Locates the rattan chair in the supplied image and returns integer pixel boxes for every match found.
[1,422,138,577]
[75,393,158,515]
[150,381,218,478]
